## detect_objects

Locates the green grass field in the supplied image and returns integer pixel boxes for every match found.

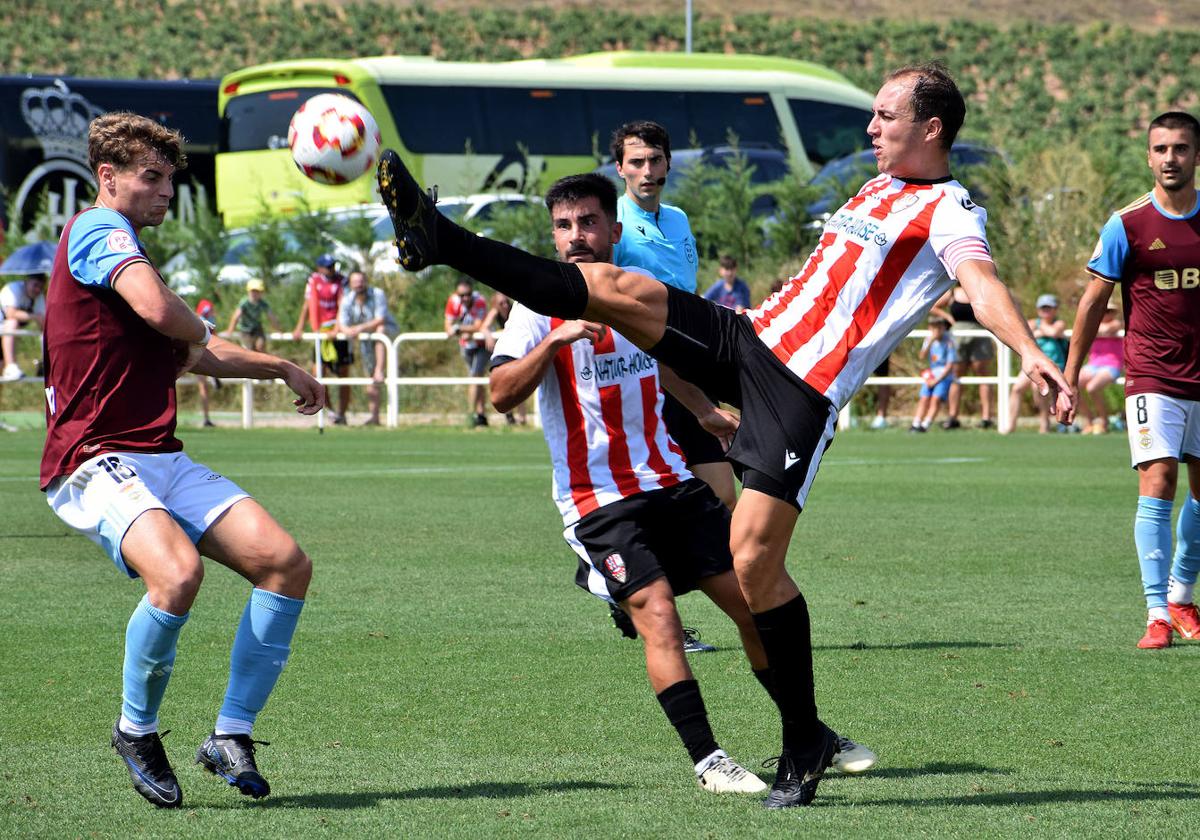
[2,426,1198,837]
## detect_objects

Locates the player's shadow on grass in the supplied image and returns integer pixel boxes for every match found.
[841,761,1007,780]
[859,779,1200,808]
[256,780,624,810]
[817,641,1015,651]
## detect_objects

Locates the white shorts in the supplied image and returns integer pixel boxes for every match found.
[1125,393,1200,467]
[46,451,250,577]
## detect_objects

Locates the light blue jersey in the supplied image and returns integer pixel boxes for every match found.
[612,194,699,293]
[67,207,148,288]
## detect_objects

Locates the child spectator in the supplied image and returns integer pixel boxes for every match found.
[702,255,752,312]
[1078,304,1125,434]
[194,298,218,427]
[1003,294,1067,434]
[482,292,527,425]
[910,316,956,432]
[226,278,281,352]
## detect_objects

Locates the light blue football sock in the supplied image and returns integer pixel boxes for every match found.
[121,594,189,729]
[1170,494,1200,589]
[216,588,304,733]
[1135,496,1174,613]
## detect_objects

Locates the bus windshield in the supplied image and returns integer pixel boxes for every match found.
[221,86,363,153]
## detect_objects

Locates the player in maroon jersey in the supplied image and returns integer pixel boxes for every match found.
[378,63,1073,808]
[1067,111,1200,650]
[41,112,326,808]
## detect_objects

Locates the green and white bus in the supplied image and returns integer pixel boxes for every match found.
[217,51,873,226]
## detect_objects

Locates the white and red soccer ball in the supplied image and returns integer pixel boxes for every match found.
[288,93,381,185]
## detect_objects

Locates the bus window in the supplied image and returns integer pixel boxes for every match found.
[586,90,783,156]
[379,86,487,154]
[221,87,361,153]
[587,90,689,151]
[686,92,783,150]
[786,99,870,165]
[482,88,591,156]
[382,86,593,156]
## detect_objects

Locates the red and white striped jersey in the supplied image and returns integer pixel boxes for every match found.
[492,303,691,526]
[748,174,992,409]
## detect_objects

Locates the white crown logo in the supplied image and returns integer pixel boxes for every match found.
[21,79,103,166]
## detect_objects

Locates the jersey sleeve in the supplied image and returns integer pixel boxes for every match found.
[930,196,992,277]
[1086,213,1128,282]
[0,283,15,311]
[67,208,148,288]
[490,302,549,365]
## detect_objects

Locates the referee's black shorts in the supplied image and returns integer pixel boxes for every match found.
[647,286,839,511]
[564,478,732,604]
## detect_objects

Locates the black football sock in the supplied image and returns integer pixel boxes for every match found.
[434,213,589,318]
[752,667,791,745]
[656,679,720,767]
[752,593,820,750]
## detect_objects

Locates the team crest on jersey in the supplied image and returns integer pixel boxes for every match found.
[684,240,696,265]
[579,365,592,381]
[892,193,920,213]
[106,229,136,253]
[603,552,628,583]
[1138,427,1153,450]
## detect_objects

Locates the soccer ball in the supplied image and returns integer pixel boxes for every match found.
[288,94,381,185]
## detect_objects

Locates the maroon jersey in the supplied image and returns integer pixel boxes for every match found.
[40,207,182,489]
[1087,191,1200,400]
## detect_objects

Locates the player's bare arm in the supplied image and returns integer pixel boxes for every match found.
[955,258,1075,416]
[112,262,210,374]
[657,365,740,450]
[192,334,327,414]
[489,320,605,413]
[112,262,207,343]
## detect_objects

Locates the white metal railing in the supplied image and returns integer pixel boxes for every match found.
[2,326,1124,432]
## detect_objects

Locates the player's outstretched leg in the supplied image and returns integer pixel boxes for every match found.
[378,150,590,319]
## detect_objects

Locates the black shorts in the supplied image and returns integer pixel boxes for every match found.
[648,287,839,511]
[329,339,353,368]
[565,478,732,604]
[661,392,726,466]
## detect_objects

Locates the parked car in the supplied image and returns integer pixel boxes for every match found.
[166,195,543,292]
[804,142,1007,222]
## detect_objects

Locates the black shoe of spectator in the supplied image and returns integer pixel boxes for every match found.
[473,413,488,427]
[941,417,962,430]
[980,419,995,429]
[609,603,637,639]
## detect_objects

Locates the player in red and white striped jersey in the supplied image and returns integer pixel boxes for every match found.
[379,61,1068,807]
[490,173,876,793]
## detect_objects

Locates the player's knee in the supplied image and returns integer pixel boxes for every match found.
[627,595,681,644]
[145,553,205,612]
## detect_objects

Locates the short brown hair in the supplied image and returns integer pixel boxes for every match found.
[885,62,965,151]
[88,112,187,174]
[610,120,671,165]
[1149,111,1200,146]
[718,255,737,270]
